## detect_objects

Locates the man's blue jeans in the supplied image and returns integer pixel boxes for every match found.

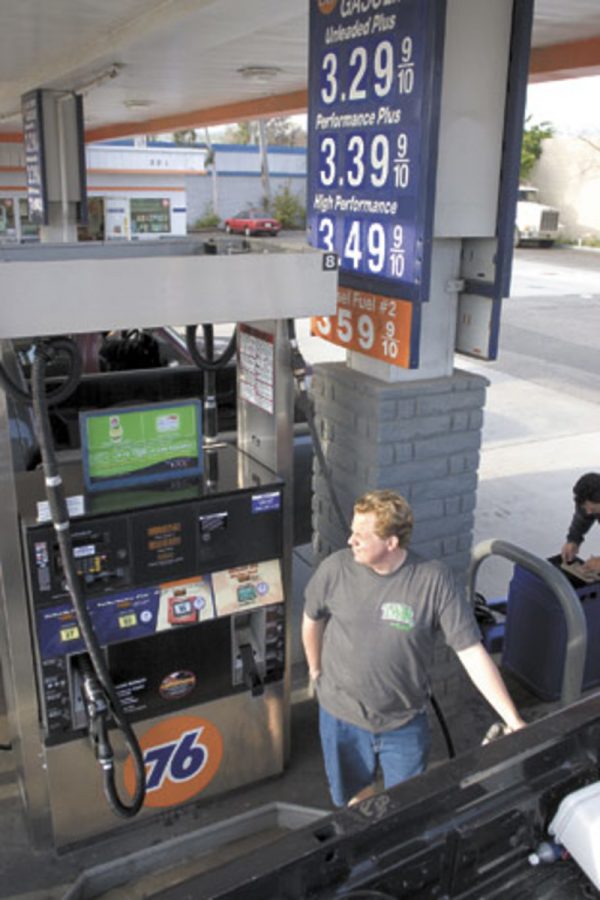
[319,705,431,807]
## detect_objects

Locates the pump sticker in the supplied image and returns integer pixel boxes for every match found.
[238,325,274,414]
[158,575,215,630]
[35,577,215,660]
[124,715,223,807]
[159,670,197,701]
[212,558,283,617]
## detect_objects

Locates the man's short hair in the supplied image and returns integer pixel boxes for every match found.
[573,472,600,505]
[354,490,414,548]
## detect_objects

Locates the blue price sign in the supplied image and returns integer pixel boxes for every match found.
[307,0,445,302]
[21,90,48,226]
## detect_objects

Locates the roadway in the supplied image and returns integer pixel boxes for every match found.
[463,245,600,599]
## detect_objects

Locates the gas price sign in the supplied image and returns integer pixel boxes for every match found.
[311,287,417,367]
[307,0,444,302]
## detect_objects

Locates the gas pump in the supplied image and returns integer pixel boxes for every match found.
[0,237,337,848]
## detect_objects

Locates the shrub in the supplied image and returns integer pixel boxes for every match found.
[520,117,554,182]
[191,204,221,230]
[272,184,306,230]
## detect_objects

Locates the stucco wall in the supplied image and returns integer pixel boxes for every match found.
[532,136,600,240]
[185,174,306,225]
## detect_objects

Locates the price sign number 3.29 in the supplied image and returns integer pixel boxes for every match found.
[320,37,415,105]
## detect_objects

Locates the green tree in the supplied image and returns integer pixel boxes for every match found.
[173,128,198,144]
[520,117,554,182]
[222,117,306,147]
[223,121,256,144]
[264,117,306,147]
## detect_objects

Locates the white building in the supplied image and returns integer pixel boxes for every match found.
[0,139,307,242]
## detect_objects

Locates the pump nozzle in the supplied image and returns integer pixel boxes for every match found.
[239,643,264,697]
[77,655,114,769]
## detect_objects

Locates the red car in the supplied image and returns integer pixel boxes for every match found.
[224,209,281,236]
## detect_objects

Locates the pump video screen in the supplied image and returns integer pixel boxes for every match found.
[80,400,203,492]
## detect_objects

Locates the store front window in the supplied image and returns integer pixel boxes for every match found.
[130,198,171,235]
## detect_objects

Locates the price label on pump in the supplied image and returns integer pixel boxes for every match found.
[311,287,415,367]
[307,0,444,303]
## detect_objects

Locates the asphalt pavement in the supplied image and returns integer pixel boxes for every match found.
[463,245,600,599]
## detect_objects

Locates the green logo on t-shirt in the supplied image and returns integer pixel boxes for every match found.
[380,602,415,631]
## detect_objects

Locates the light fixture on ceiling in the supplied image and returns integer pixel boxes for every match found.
[0,108,20,123]
[76,62,124,96]
[123,98,153,109]
[237,66,282,83]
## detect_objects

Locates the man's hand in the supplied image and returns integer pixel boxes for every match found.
[504,718,526,733]
[302,614,325,685]
[561,541,580,564]
[582,556,600,574]
[457,643,525,732]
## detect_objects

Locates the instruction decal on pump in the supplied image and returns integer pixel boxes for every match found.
[238,325,274,414]
[251,491,281,514]
[124,714,223,807]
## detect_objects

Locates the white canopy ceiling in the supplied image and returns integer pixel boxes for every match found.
[1,0,599,140]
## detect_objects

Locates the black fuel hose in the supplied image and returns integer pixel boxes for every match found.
[429,691,455,759]
[198,324,218,441]
[31,341,146,818]
[0,337,82,406]
[185,323,237,372]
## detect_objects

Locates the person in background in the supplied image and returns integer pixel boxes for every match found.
[561,472,600,575]
[302,489,525,808]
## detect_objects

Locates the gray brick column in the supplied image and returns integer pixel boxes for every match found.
[309,362,490,713]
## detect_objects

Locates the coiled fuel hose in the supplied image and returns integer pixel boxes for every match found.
[185,323,237,440]
[186,323,237,486]
[31,340,146,817]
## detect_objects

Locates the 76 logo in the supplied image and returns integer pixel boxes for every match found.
[145,728,207,791]
[124,715,224,808]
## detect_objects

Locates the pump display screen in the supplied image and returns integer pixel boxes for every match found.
[80,400,203,492]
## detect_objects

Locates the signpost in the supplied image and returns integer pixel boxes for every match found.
[20,89,88,228]
[21,91,48,226]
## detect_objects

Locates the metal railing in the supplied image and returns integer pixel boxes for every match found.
[468,539,588,706]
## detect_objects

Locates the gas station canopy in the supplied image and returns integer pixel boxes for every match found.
[1,0,600,142]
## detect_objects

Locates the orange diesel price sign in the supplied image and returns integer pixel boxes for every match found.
[311,287,414,368]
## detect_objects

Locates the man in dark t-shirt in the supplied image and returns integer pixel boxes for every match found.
[561,472,600,575]
[303,489,525,807]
